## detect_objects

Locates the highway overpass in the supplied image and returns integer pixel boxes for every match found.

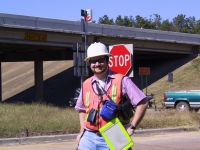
[0,13,200,102]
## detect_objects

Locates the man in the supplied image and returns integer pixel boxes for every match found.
[75,42,148,150]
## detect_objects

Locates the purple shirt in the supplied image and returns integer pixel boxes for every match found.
[75,70,146,111]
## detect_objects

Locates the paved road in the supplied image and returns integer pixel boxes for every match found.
[0,131,200,150]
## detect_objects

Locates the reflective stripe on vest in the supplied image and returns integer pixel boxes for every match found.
[111,84,117,103]
[85,92,90,107]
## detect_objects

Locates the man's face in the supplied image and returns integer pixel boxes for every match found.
[89,56,108,75]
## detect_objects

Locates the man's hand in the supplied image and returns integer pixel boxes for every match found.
[76,131,84,143]
[127,127,135,136]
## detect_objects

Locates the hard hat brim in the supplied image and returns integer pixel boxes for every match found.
[84,53,112,61]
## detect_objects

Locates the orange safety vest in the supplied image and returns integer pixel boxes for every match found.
[82,73,124,130]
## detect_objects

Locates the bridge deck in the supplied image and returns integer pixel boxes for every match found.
[0,13,200,57]
[0,13,200,45]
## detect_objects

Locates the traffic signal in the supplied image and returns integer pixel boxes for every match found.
[81,10,87,17]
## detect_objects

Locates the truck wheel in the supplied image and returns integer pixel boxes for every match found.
[176,102,190,111]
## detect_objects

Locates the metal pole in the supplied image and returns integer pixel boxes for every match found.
[81,76,84,87]
[141,75,143,91]
[76,43,79,76]
[84,19,88,77]
[146,75,147,94]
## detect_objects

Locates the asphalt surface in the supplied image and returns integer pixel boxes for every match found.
[1,130,200,150]
[0,126,199,146]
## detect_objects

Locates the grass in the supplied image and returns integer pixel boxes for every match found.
[0,103,80,138]
[0,103,199,138]
[0,56,200,138]
[139,109,200,130]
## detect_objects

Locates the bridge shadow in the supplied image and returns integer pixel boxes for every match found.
[132,54,198,91]
[1,54,198,107]
[2,67,81,107]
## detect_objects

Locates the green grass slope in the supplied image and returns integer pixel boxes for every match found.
[147,55,200,107]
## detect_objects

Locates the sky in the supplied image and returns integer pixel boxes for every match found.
[1,0,200,22]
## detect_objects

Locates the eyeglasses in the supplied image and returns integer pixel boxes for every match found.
[89,58,105,64]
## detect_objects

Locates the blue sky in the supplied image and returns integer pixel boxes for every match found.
[1,0,200,22]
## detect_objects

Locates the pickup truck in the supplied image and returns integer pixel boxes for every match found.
[163,90,200,112]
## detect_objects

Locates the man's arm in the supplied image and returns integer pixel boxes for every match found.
[75,88,87,142]
[79,111,86,133]
[76,111,86,142]
[131,98,148,127]
[121,76,148,134]
[127,98,148,135]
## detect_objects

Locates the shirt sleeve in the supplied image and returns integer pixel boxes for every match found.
[74,88,86,112]
[122,76,146,106]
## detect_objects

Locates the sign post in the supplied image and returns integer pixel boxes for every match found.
[168,72,173,91]
[79,9,92,85]
[73,44,89,77]
[108,44,133,77]
[139,67,150,94]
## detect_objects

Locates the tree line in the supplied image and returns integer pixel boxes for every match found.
[92,14,200,34]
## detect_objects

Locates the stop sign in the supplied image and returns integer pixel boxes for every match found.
[109,44,133,76]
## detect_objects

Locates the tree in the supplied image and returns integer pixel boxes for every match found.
[98,15,114,25]
[172,14,188,32]
[115,15,124,26]
[193,20,200,34]
[185,16,197,33]
[123,16,133,27]
[150,14,162,29]
[97,14,200,35]
[158,19,172,31]
[172,14,198,33]
[115,15,133,27]
[90,20,96,23]
[172,14,186,30]
[133,15,151,29]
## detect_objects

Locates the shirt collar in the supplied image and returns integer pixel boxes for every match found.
[91,70,115,84]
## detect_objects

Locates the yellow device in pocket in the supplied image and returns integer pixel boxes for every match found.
[99,118,134,150]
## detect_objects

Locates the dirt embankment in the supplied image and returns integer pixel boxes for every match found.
[2,55,199,107]
[2,61,80,106]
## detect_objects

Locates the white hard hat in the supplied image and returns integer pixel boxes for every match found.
[84,42,112,61]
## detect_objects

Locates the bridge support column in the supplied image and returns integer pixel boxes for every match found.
[0,62,2,101]
[34,61,43,102]
[198,46,200,54]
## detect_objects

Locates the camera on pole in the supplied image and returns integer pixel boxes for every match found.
[81,10,87,17]
[81,9,92,21]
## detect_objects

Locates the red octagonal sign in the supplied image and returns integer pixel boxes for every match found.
[109,44,132,76]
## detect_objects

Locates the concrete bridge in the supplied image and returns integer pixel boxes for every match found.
[0,13,200,103]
